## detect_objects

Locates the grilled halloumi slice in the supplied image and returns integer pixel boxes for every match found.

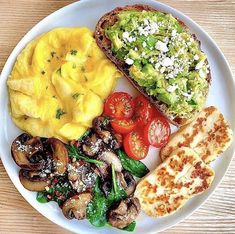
[160,106,233,163]
[135,147,215,217]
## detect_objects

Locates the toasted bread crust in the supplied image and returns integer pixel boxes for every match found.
[95,4,211,126]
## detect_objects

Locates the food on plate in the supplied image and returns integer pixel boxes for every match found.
[116,149,149,178]
[104,92,134,119]
[111,118,137,134]
[7,27,120,142]
[124,131,149,160]
[144,117,171,148]
[12,117,149,231]
[105,91,171,159]
[95,4,211,126]
[160,106,233,163]
[6,3,234,231]
[62,193,92,220]
[133,95,155,127]
[135,147,215,217]
[108,197,140,229]
[19,169,49,192]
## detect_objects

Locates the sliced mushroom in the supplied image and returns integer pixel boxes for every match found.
[19,169,48,191]
[116,171,136,196]
[68,161,97,193]
[92,117,120,149]
[82,133,103,157]
[101,179,112,197]
[95,161,109,177]
[97,151,122,172]
[48,138,68,175]
[108,197,141,229]
[62,192,92,220]
[11,133,44,170]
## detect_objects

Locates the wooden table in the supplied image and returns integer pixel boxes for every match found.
[0,0,235,233]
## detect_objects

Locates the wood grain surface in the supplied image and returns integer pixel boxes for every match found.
[0,0,235,233]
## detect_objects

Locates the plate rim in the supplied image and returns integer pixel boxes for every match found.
[0,0,235,233]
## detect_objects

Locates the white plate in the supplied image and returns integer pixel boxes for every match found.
[0,0,234,233]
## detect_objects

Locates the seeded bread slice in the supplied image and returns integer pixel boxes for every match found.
[94,4,211,126]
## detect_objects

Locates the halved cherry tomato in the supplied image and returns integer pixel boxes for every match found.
[124,131,149,160]
[104,92,134,120]
[133,95,154,126]
[111,119,137,135]
[144,117,171,148]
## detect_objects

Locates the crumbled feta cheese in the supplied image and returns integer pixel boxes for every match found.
[134,47,138,51]
[122,31,129,39]
[125,58,134,65]
[167,84,178,93]
[150,21,159,34]
[143,41,147,47]
[199,69,206,78]
[172,29,177,36]
[195,61,204,70]
[155,63,160,69]
[182,92,192,98]
[155,41,168,52]
[138,20,159,37]
[194,54,199,61]
[149,57,155,63]
[160,66,166,73]
[167,73,174,79]
[144,18,149,25]
[122,31,136,43]
[162,57,174,67]
[141,52,146,57]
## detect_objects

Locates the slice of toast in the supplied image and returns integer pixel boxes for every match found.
[95,4,211,126]
[160,106,233,163]
[135,147,215,217]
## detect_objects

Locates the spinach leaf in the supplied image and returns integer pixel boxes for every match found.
[107,164,127,206]
[86,177,108,227]
[122,221,136,232]
[36,176,76,206]
[86,165,127,227]
[116,149,149,178]
[66,145,104,165]
[36,191,48,203]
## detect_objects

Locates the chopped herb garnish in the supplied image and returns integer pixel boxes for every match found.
[47,59,51,62]
[72,63,76,69]
[41,70,45,75]
[70,49,78,55]
[72,93,83,100]
[52,95,57,99]
[84,76,88,81]
[56,68,61,75]
[51,51,56,58]
[81,66,86,72]
[56,108,66,119]
[46,86,48,90]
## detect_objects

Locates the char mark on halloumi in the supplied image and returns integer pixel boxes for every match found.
[160,106,233,163]
[135,147,215,217]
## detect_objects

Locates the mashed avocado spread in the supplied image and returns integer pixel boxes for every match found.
[105,10,210,119]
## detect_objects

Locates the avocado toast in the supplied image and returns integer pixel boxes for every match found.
[95,5,211,126]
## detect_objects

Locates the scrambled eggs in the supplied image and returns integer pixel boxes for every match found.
[7,28,120,142]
